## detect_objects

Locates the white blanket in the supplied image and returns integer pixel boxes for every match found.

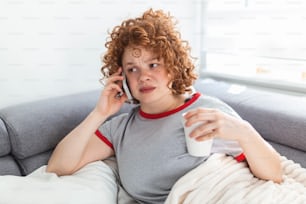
[0,161,117,204]
[165,154,306,204]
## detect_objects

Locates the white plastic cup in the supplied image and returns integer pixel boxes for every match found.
[181,113,213,157]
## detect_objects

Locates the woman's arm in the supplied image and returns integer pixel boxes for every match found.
[47,69,127,176]
[184,108,283,183]
[46,110,113,176]
[235,121,283,183]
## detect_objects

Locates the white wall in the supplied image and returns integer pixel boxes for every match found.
[0,0,202,108]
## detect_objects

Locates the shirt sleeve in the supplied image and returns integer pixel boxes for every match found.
[95,129,114,150]
[235,152,246,162]
[211,139,246,162]
[95,112,129,152]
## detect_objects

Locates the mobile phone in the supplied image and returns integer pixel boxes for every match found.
[121,72,138,104]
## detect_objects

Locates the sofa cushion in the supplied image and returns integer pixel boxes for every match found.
[0,156,21,176]
[0,119,10,156]
[268,140,306,167]
[17,151,52,175]
[0,91,99,160]
[194,79,306,153]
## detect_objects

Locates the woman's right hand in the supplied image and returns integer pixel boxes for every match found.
[94,68,128,118]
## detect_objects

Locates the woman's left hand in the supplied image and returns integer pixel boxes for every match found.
[183,108,250,142]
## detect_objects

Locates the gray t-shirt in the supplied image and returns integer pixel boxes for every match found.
[96,93,244,203]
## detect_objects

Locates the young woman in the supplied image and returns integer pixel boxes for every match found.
[47,8,282,203]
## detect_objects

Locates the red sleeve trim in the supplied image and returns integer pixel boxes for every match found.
[95,130,114,150]
[235,153,246,162]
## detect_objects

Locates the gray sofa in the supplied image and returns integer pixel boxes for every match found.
[1,78,305,176]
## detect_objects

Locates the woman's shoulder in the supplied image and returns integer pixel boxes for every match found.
[196,93,240,118]
[199,94,227,105]
[107,105,139,123]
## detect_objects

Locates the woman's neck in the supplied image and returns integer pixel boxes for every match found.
[140,94,186,114]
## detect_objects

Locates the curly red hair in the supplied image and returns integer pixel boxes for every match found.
[101,9,197,95]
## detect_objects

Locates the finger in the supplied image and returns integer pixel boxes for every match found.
[185,112,218,127]
[184,108,216,120]
[119,93,128,103]
[111,67,122,76]
[195,131,215,142]
[105,67,123,82]
[104,83,123,96]
[190,122,217,138]
[106,74,124,83]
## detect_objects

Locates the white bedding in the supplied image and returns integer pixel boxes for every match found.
[2,155,306,204]
[0,161,117,204]
[165,153,306,204]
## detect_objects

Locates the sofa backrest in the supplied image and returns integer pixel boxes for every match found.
[0,90,135,176]
[0,91,98,175]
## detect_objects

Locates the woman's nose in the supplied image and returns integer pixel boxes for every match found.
[139,69,151,82]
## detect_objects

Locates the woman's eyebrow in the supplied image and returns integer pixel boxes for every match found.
[123,62,135,67]
[144,57,158,63]
[123,57,158,66]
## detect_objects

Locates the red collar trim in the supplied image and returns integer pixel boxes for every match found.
[139,92,201,119]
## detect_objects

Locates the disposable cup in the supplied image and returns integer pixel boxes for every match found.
[181,113,213,157]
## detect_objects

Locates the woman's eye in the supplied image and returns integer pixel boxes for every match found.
[127,67,137,73]
[150,63,158,68]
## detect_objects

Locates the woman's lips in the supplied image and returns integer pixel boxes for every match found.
[139,86,155,93]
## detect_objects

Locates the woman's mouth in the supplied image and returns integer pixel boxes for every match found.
[139,86,155,93]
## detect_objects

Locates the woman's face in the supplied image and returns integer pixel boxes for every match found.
[122,46,173,105]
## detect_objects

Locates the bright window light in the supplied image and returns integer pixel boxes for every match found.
[202,0,306,88]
